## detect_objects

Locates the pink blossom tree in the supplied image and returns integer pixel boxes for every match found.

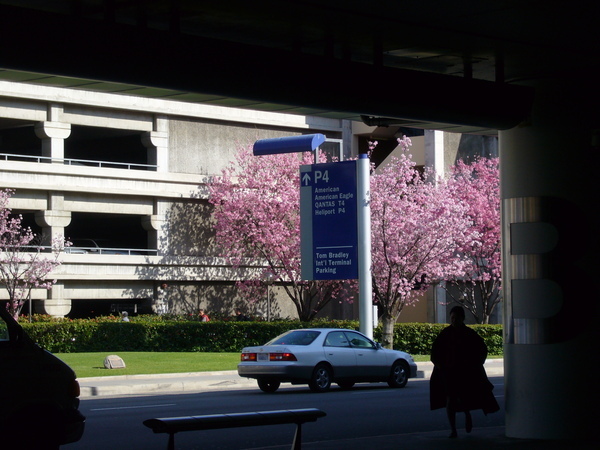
[1,189,66,320]
[444,157,501,324]
[208,145,353,321]
[370,138,474,348]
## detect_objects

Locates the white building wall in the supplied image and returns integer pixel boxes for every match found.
[0,81,343,318]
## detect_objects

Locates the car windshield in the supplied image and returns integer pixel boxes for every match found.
[266,330,321,346]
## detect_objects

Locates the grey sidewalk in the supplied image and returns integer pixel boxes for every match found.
[78,359,505,398]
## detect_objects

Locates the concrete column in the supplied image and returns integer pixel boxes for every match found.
[35,209,71,243]
[142,213,166,253]
[499,79,598,440]
[34,193,72,318]
[142,116,169,172]
[341,119,353,159]
[434,283,447,324]
[34,193,72,244]
[34,113,71,162]
[37,283,71,317]
[424,129,445,179]
[424,130,448,320]
[142,199,169,255]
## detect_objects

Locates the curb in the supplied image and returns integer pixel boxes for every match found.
[416,359,504,379]
[78,361,504,398]
[79,370,255,398]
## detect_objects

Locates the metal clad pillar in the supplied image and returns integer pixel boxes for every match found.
[499,79,599,440]
[357,154,372,338]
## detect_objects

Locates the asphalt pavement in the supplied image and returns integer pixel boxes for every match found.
[77,360,597,449]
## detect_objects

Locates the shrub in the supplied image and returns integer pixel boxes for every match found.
[20,315,503,355]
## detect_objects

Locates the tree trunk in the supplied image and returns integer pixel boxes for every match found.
[381,313,396,349]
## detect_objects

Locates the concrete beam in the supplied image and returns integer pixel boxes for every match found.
[0,5,533,131]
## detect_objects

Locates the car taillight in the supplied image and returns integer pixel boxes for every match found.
[241,353,257,361]
[269,353,297,361]
[70,379,81,398]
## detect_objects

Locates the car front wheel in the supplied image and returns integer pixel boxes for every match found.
[309,364,332,393]
[388,360,409,388]
[257,378,281,393]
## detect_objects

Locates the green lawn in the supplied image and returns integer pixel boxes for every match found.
[56,352,435,378]
[55,352,241,378]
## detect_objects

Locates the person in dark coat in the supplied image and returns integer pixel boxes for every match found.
[430,305,499,438]
[235,309,250,321]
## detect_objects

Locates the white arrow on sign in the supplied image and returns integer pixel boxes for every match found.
[301,173,312,185]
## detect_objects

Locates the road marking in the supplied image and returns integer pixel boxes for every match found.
[91,403,176,411]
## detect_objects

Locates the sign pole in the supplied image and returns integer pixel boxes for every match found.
[255,134,372,338]
[357,154,373,339]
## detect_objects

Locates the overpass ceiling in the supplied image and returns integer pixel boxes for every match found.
[0,1,599,135]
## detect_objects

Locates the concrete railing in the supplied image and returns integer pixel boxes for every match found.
[0,152,157,171]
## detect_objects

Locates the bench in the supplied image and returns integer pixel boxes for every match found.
[143,408,327,450]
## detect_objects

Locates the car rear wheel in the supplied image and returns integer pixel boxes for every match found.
[257,378,281,393]
[309,364,332,393]
[388,360,409,388]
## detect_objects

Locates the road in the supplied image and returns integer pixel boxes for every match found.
[68,377,505,449]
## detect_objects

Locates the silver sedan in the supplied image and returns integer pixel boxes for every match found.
[237,328,417,393]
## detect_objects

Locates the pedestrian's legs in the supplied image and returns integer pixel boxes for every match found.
[465,410,472,433]
[446,397,458,438]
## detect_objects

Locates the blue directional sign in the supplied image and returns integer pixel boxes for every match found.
[300,160,358,280]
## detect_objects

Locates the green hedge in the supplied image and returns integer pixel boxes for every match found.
[20,317,503,355]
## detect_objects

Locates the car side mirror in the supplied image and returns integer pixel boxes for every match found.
[375,342,383,350]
